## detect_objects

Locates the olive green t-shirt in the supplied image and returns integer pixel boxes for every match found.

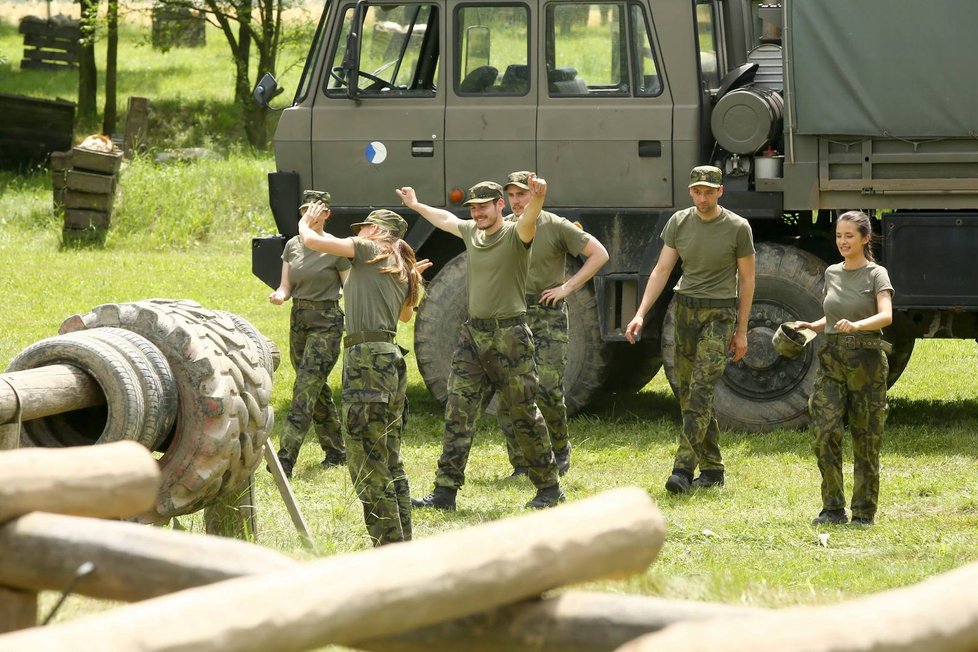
[459,219,531,319]
[282,235,351,301]
[343,238,408,334]
[661,206,755,299]
[822,262,893,335]
[506,210,591,294]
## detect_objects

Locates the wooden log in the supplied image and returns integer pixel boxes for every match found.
[0,586,35,634]
[122,96,149,157]
[0,488,665,652]
[0,512,294,602]
[0,364,105,424]
[263,444,316,550]
[0,441,159,524]
[356,591,763,652]
[616,559,978,652]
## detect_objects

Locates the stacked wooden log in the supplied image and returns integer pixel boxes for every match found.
[0,93,74,171]
[18,16,79,71]
[56,137,123,243]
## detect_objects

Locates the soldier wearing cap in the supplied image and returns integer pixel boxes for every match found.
[299,204,425,546]
[496,170,609,479]
[268,190,351,478]
[395,176,566,511]
[625,165,755,494]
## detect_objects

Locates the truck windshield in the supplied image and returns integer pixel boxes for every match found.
[325,3,439,96]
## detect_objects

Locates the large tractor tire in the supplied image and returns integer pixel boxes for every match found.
[414,252,609,416]
[662,243,827,432]
[885,336,915,388]
[602,338,663,393]
[60,299,273,522]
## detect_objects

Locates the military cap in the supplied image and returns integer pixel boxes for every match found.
[504,171,532,190]
[463,181,504,205]
[688,165,723,188]
[302,189,331,206]
[351,209,408,238]
[771,321,817,358]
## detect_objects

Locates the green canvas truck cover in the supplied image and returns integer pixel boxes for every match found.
[786,0,978,138]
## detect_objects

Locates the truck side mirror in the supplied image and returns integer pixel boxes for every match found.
[341,0,370,100]
[253,73,282,107]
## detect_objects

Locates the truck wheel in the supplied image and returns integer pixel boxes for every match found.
[886,337,915,388]
[661,243,827,432]
[414,252,608,417]
[602,339,663,392]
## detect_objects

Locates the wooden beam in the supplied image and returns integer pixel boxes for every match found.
[0,488,665,652]
[0,512,294,602]
[0,441,159,524]
[0,365,104,424]
[617,559,978,652]
[355,590,763,652]
[0,587,35,634]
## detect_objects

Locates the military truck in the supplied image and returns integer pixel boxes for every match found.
[252,0,978,432]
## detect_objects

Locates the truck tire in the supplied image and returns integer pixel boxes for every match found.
[885,337,915,388]
[415,252,608,416]
[661,243,827,432]
[216,310,277,375]
[60,299,273,521]
[5,334,146,448]
[602,339,663,393]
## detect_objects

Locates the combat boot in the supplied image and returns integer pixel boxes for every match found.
[665,468,693,494]
[267,450,295,479]
[850,516,874,526]
[504,466,528,481]
[554,442,572,476]
[411,486,457,511]
[692,469,724,488]
[811,509,848,525]
[525,484,566,509]
[320,453,347,470]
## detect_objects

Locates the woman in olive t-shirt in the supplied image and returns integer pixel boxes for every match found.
[796,211,894,527]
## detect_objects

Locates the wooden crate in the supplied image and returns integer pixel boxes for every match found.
[71,147,123,175]
[19,16,80,70]
[64,189,114,213]
[0,94,75,170]
[66,169,116,194]
[64,209,111,230]
[62,226,108,245]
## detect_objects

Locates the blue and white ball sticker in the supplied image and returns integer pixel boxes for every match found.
[365,141,387,164]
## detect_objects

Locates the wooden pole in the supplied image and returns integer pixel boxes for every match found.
[356,591,763,652]
[0,441,159,524]
[616,559,978,652]
[262,444,316,551]
[0,587,35,635]
[0,512,294,602]
[0,365,105,424]
[0,488,666,652]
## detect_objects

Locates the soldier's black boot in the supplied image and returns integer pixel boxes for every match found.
[692,469,724,488]
[812,509,848,525]
[504,466,528,481]
[267,450,295,479]
[320,452,347,469]
[411,486,457,511]
[554,442,572,476]
[665,468,693,494]
[525,484,566,509]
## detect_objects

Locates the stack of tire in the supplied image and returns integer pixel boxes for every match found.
[4,299,275,523]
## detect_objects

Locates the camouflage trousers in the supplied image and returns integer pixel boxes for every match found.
[673,303,737,475]
[436,319,559,491]
[810,341,888,520]
[280,303,345,462]
[498,303,569,468]
[342,341,412,547]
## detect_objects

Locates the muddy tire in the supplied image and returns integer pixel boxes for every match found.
[415,252,608,417]
[602,339,663,393]
[216,310,277,375]
[61,299,273,521]
[65,328,177,451]
[662,243,828,432]
[5,335,145,448]
[885,337,915,388]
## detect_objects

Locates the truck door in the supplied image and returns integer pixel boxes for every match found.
[537,1,673,208]
[311,2,444,207]
[444,3,536,189]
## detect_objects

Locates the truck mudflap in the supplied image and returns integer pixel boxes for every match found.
[268,171,301,238]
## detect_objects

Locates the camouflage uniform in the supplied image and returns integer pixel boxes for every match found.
[499,302,569,468]
[342,339,411,545]
[279,302,346,463]
[810,335,889,521]
[673,301,738,474]
[437,318,559,490]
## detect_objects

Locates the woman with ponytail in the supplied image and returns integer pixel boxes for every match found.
[796,210,893,527]
[299,203,427,546]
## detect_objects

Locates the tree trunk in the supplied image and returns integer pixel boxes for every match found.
[102,0,118,135]
[77,0,99,127]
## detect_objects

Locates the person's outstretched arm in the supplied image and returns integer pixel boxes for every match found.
[396,187,463,238]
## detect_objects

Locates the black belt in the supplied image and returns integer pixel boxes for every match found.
[676,294,737,308]
[293,298,339,310]
[468,315,526,330]
[525,293,564,309]
[344,331,395,348]
[826,333,892,354]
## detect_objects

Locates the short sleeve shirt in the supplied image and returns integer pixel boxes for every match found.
[343,238,408,334]
[822,262,893,335]
[507,211,591,294]
[282,236,351,302]
[459,220,531,319]
[661,206,755,299]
